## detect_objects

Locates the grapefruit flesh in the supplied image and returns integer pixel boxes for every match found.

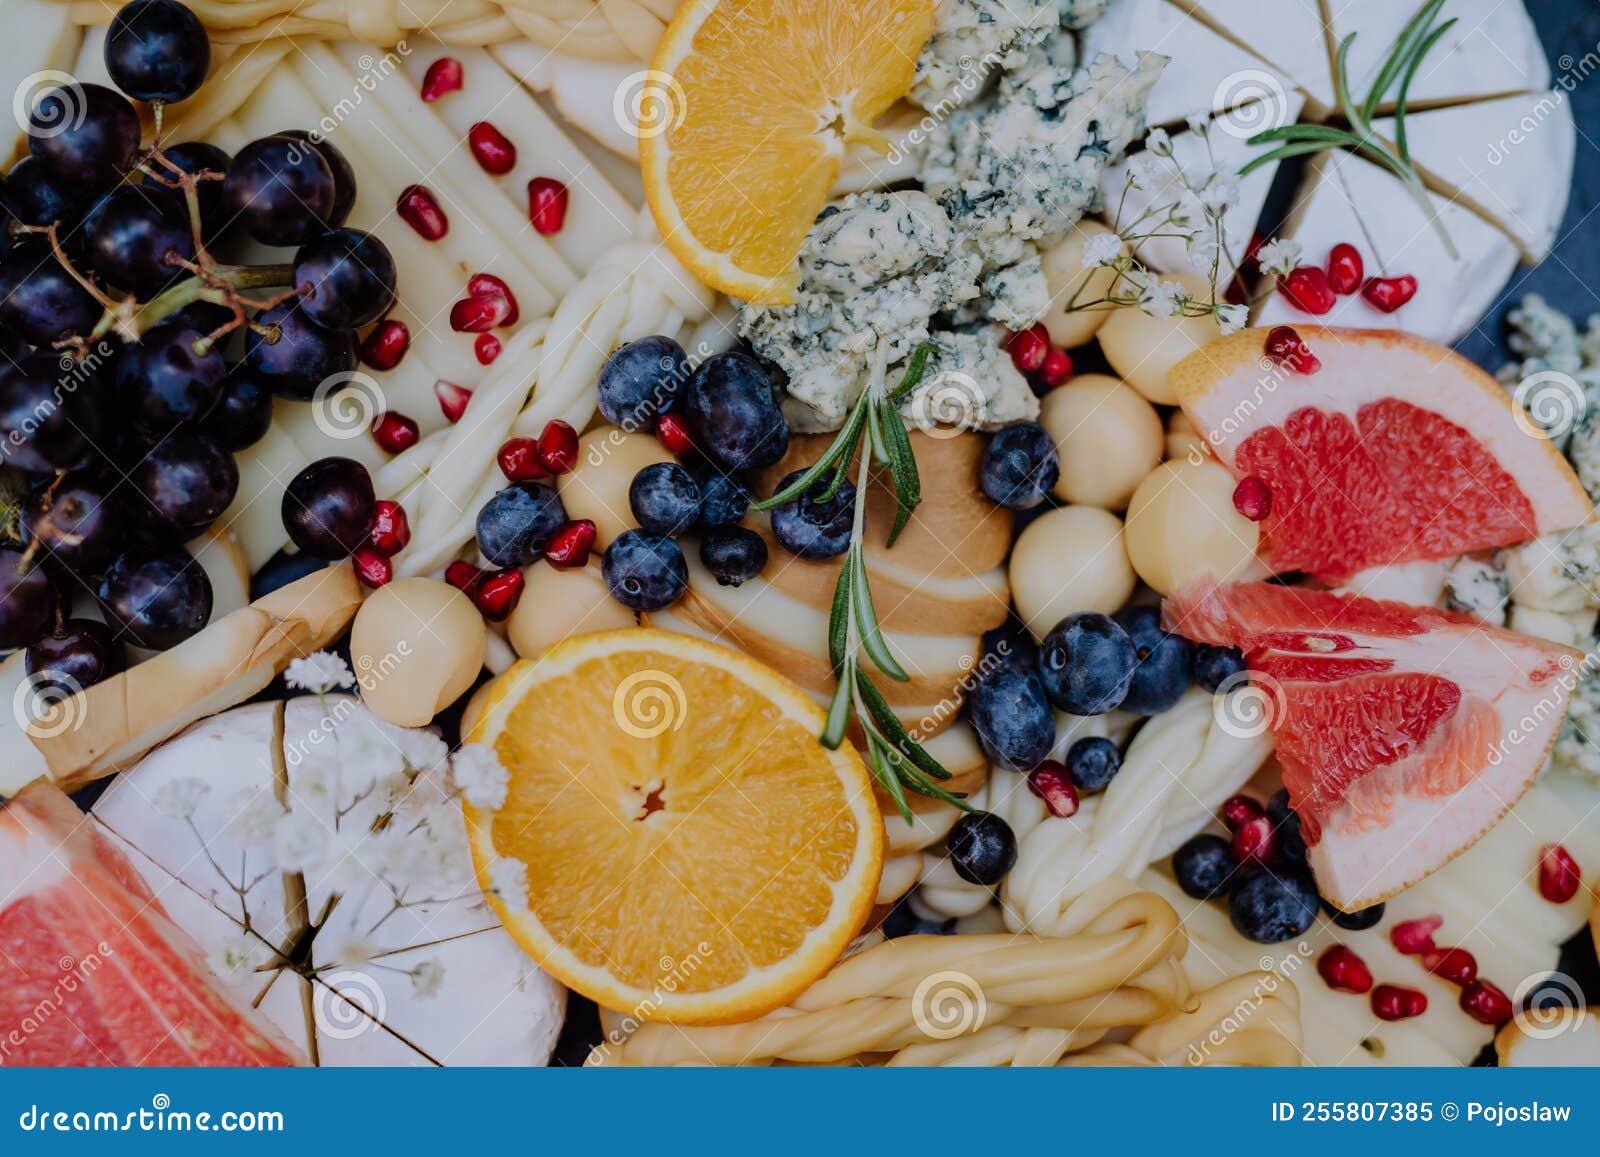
[1169,327,1593,582]
[0,781,302,1066]
[1164,581,1583,910]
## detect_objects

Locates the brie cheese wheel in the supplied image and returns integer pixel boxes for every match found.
[1172,0,1335,112]
[1372,91,1575,261]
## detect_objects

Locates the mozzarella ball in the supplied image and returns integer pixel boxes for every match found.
[1039,374,1163,510]
[352,578,487,726]
[1165,409,1208,462]
[508,561,636,659]
[1039,220,1123,349]
[1010,505,1137,639]
[1124,458,1260,596]
[556,426,675,548]
[1097,273,1221,405]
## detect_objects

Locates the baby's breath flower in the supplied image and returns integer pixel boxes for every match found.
[152,776,210,820]
[1080,231,1123,268]
[1185,112,1209,134]
[331,934,376,968]
[453,743,511,811]
[1145,127,1172,156]
[410,960,445,999]
[487,855,529,909]
[1255,237,1303,278]
[1125,152,1161,186]
[1217,303,1249,335]
[399,728,449,775]
[221,787,285,848]
[285,652,355,694]
[208,933,266,982]
[1200,178,1238,216]
[1141,280,1186,319]
[272,809,331,872]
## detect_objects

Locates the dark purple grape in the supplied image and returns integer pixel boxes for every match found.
[26,618,122,695]
[0,545,57,649]
[224,135,335,246]
[281,456,374,558]
[199,364,272,450]
[99,548,211,650]
[117,324,225,435]
[0,247,104,345]
[28,82,141,192]
[82,185,194,295]
[22,472,124,571]
[280,131,355,228]
[292,228,396,330]
[162,299,233,335]
[3,156,86,228]
[0,352,107,474]
[104,0,211,104]
[149,141,231,240]
[127,430,238,542]
[244,299,356,399]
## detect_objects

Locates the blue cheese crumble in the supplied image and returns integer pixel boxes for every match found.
[1443,554,1509,627]
[912,0,1059,112]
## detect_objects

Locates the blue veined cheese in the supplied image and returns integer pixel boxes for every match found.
[1443,554,1509,627]
[1058,0,1111,28]
[901,329,1040,432]
[1497,294,1600,498]
[799,190,957,294]
[967,246,1051,330]
[911,0,1059,113]
[1503,525,1600,614]
[1553,655,1600,781]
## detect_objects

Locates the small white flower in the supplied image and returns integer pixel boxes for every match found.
[453,743,510,811]
[398,727,449,775]
[1255,237,1303,278]
[1188,233,1221,269]
[409,960,445,999]
[487,856,529,909]
[1141,280,1186,319]
[330,934,377,968]
[1125,152,1161,187]
[221,787,285,848]
[1185,112,1209,134]
[336,715,405,795]
[1200,178,1238,216]
[1216,303,1249,335]
[272,809,331,872]
[152,776,210,821]
[1080,231,1123,268]
[284,652,355,694]
[208,933,266,982]
[1145,127,1172,156]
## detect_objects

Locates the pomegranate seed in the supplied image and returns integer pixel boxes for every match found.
[1460,979,1514,1025]
[467,274,519,326]
[419,57,463,102]
[471,567,525,621]
[1371,984,1428,1021]
[1006,324,1049,374]
[474,333,502,365]
[656,412,696,455]
[538,420,579,475]
[361,319,410,371]
[1263,324,1321,374]
[370,411,420,455]
[451,274,520,333]
[1026,762,1080,818]
[1220,794,1263,831]
[1232,476,1272,522]
[1317,946,1373,995]
[1421,946,1478,987]
[1281,266,1336,314]
[1538,843,1582,903]
[1326,242,1364,295]
[1361,274,1417,313]
[467,121,517,175]
[435,380,472,424]
[1230,814,1277,864]
[444,560,484,594]
[367,500,411,557]
[497,437,548,482]
[1035,347,1074,389]
[527,177,569,235]
[545,519,597,570]
[1390,915,1443,955]
[397,185,448,241]
[351,548,393,589]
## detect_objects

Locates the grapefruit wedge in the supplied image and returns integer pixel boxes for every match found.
[1169,327,1593,582]
[1164,581,1583,911]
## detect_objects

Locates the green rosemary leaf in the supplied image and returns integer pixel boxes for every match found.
[867,733,915,824]
[821,669,853,749]
[878,403,921,547]
[855,674,953,784]
[852,550,908,682]
[751,402,866,512]
[884,341,936,404]
[1363,0,1449,121]
[827,553,853,674]
[1239,140,1353,176]
[1393,18,1456,162]
[1333,32,1364,127]
[1248,123,1365,147]
[865,396,891,469]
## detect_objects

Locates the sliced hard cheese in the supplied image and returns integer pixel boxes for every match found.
[1173,0,1335,112]
[221,420,306,571]
[1496,1010,1600,1066]
[1372,92,1574,261]
[1,0,81,164]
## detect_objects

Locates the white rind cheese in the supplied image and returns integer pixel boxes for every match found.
[1172,0,1335,112]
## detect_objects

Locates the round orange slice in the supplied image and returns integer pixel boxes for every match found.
[464,628,883,1025]
[640,0,937,303]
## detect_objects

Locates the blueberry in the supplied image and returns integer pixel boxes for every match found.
[966,667,1054,771]
[250,549,329,600]
[1192,643,1247,692]
[1113,605,1192,714]
[694,470,751,529]
[1172,834,1238,900]
[1227,867,1320,943]
[628,462,701,536]
[1266,788,1307,867]
[946,811,1017,886]
[769,469,855,560]
[699,527,767,587]
[978,615,1039,678]
[476,482,566,568]
[1063,735,1120,794]
[598,335,689,432]
[603,530,689,611]
[684,351,788,473]
[882,898,955,939]
[1323,900,1385,931]
[1038,612,1136,715]
[979,421,1059,510]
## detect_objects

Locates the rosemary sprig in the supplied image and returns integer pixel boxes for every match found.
[752,344,969,821]
[1241,0,1457,257]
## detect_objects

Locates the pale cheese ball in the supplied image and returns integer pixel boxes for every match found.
[1011,505,1137,640]
[1165,409,1208,462]
[1039,220,1123,349]
[352,578,487,727]
[1124,457,1260,596]
[1097,273,1221,405]
[556,426,675,548]
[508,561,636,659]
[1039,374,1163,510]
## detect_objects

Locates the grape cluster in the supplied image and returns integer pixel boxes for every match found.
[0,0,397,689]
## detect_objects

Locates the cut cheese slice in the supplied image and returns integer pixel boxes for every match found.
[1372,91,1574,261]
[1172,0,1335,113]
[1,0,81,165]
